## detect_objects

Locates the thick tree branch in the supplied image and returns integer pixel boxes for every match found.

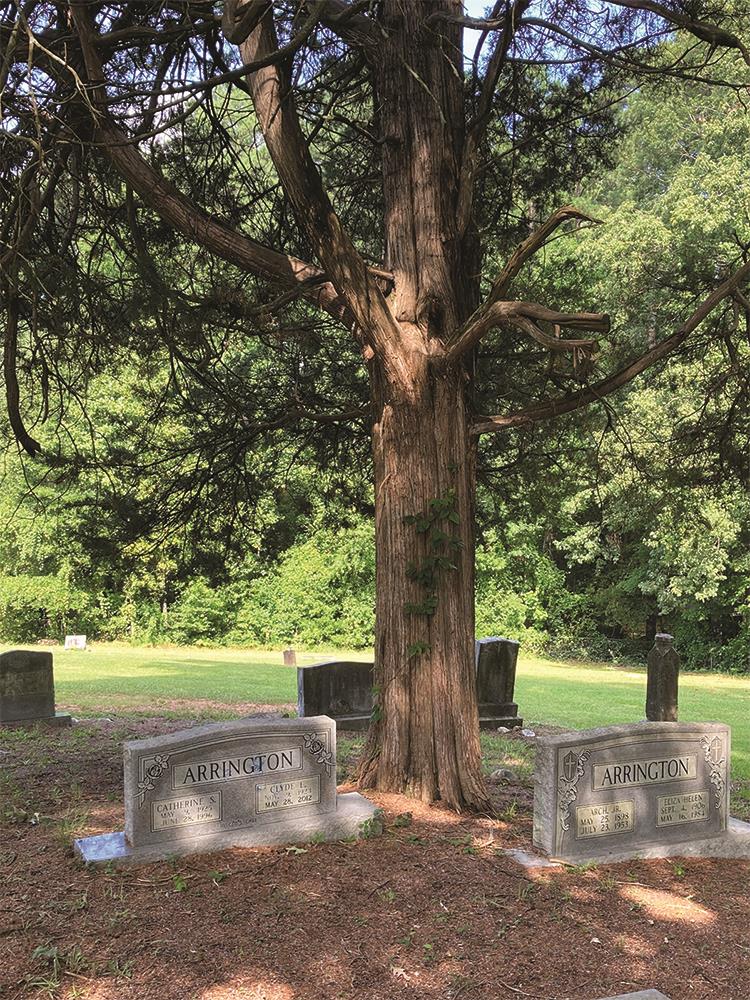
[69,3,354,325]
[3,286,41,457]
[239,7,410,384]
[472,258,750,435]
[442,299,607,367]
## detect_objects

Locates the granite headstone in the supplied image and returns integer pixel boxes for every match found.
[0,650,71,728]
[74,715,380,865]
[475,637,523,729]
[64,635,87,651]
[532,721,750,864]
[297,660,374,730]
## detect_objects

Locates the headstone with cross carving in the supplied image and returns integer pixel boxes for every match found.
[532,721,750,864]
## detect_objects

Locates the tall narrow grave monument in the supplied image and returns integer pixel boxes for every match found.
[475,637,523,729]
[0,650,71,728]
[74,715,380,864]
[646,633,679,722]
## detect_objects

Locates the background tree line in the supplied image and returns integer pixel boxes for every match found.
[1,37,748,672]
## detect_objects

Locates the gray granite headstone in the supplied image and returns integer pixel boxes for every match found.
[0,650,71,728]
[283,648,297,666]
[646,634,679,722]
[297,660,374,730]
[475,637,523,729]
[534,721,736,864]
[74,715,380,865]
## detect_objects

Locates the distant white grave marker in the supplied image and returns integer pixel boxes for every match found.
[64,635,87,651]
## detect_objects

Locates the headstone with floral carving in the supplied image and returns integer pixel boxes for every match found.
[74,715,380,864]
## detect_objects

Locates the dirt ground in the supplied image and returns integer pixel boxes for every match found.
[1,715,749,1000]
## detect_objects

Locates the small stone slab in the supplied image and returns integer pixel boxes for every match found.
[534,722,731,864]
[74,715,381,865]
[502,847,562,869]
[596,992,671,1000]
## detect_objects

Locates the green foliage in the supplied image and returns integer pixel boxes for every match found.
[168,579,237,647]
[0,575,93,642]
[228,521,375,648]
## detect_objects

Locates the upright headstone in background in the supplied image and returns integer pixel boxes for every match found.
[0,650,72,728]
[74,715,380,865]
[297,639,525,730]
[475,637,523,730]
[298,660,374,730]
[283,648,297,666]
[64,635,87,651]
[646,633,680,722]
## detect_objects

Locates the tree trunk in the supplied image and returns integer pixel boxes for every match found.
[355,0,489,811]
[357,358,489,812]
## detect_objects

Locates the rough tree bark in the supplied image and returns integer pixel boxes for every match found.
[354,1,488,808]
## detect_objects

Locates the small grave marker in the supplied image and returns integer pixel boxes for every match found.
[64,635,87,651]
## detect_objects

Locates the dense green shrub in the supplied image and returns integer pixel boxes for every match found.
[229,522,375,648]
[0,575,93,642]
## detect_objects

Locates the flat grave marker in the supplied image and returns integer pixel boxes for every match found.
[75,715,380,864]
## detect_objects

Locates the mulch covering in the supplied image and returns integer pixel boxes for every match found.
[1,718,749,1000]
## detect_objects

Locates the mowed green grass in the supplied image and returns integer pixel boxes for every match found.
[516,655,750,779]
[0,644,365,715]
[3,643,748,777]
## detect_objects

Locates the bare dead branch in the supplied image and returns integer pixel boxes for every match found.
[441,299,608,367]
[490,204,601,304]
[472,258,750,435]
